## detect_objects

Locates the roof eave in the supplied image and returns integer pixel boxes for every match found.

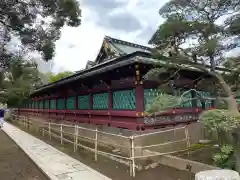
[31,51,150,95]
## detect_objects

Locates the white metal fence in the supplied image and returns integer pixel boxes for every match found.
[12,114,191,177]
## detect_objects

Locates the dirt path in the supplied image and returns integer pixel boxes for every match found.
[11,121,194,180]
[0,130,49,180]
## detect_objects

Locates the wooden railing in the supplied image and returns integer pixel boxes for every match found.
[12,114,191,177]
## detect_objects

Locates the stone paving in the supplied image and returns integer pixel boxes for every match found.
[3,123,111,180]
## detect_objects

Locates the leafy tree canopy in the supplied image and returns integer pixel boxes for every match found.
[147,0,240,113]
[0,53,43,107]
[145,0,240,171]
[47,71,74,83]
[0,0,81,66]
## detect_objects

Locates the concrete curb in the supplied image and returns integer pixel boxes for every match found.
[3,126,58,180]
[142,150,220,173]
[3,123,111,180]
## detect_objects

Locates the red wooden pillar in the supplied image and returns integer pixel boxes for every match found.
[55,97,57,117]
[75,94,78,109]
[89,91,93,110]
[108,85,112,123]
[136,83,144,112]
[135,63,144,117]
[89,89,93,123]
[48,96,50,116]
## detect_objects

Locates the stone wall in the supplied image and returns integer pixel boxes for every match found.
[27,116,207,157]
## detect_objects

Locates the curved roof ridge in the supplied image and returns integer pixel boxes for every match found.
[105,36,152,51]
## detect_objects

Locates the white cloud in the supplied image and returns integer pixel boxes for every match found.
[52,0,168,73]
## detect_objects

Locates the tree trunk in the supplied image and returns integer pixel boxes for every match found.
[214,73,239,114]
[234,145,240,173]
[232,131,240,173]
[191,64,239,113]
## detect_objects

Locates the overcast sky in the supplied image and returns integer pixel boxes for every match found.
[52,0,168,72]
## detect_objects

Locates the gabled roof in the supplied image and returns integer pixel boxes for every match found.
[31,36,232,95]
[94,36,152,64]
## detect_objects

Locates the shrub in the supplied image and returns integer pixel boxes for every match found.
[213,145,236,170]
[200,109,240,132]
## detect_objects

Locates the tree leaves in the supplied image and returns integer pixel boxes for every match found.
[47,71,74,83]
[0,0,81,61]
[0,54,43,106]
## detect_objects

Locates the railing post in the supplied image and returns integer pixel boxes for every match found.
[94,127,98,161]
[42,125,45,137]
[75,125,78,151]
[60,124,63,145]
[27,117,30,130]
[185,125,191,156]
[74,125,76,152]
[48,122,51,140]
[131,136,136,177]
[24,116,26,127]
[129,137,133,177]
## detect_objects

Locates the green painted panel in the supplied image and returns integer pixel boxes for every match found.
[66,97,75,110]
[39,100,44,109]
[197,91,212,108]
[180,90,192,108]
[112,89,136,110]
[93,93,108,110]
[50,99,55,109]
[28,101,31,108]
[144,88,161,110]
[56,98,65,110]
[44,100,49,109]
[34,101,38,109]
[78,95,89,109]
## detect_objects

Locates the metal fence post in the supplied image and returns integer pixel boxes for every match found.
[94,127,98,161]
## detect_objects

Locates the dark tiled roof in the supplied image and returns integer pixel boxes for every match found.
[104,36,151,55]
[94,36,152,64]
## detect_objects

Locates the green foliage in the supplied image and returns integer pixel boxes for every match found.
[189,143,210,151]
[145,93,180,114]
[0,0,81,62]
[48,71,74,83]
[0,54,42,107]
[213,145,235,170]
[150,0,240,101]
[200,109,240,132]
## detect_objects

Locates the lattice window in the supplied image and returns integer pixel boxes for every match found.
[29,101,31,108]
[66,97,75,110]
[50,99,55,109]
[24,102,28,108]
[44,100,49,109]
[113,89,136,110]
[93,93,108,110]
[197,91,212,108]
[39,100,44,109]
[56,98,65,110]
[180,90,193,108]
[32,101,35,109]
[78,95,89,109]
[34,101,38,109]
[144,88,162,110]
